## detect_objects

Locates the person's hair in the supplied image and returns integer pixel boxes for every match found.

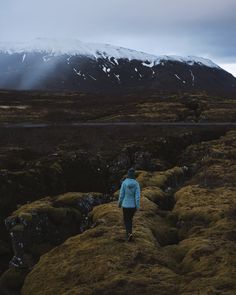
[127,167,135,179]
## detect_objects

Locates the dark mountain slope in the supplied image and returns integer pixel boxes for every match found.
[0,39,235,94]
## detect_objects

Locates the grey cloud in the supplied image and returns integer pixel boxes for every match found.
[0,0,235,65]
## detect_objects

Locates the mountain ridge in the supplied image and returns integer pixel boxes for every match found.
[0,38,221,69]
[0,38,235,94]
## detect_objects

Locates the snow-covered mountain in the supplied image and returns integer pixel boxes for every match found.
[0,38,220,68]
[0,38,235,94]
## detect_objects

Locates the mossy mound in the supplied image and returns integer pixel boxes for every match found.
[20,167,188,294]
[180,130,236,187]
[136,166,185,188]
[142,186,166,204]
[54,192,103,206]
[0,191,109,292]
[171,131,236,293]
[171,171,236,292]
[175,216,236,294]
[174,185,235,234]
[1,130,235,294]
[22,195,180,295]
[4,191,108,272]
[141,186,176,210]
[21,131,236,294]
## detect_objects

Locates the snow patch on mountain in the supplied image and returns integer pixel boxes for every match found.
[22,54,26,63]
[0,38,221,69]
[174,74,181,80]
[73,68,81,76]
[189,70,195,86]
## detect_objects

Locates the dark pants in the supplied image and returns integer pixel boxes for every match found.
[123,207,136,236]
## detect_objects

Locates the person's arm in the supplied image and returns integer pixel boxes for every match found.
[118,181,125,207]
[135,182,141,209]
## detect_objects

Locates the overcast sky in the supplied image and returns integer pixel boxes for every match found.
[0,0,235,76]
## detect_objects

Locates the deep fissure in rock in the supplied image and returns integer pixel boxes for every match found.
[0,127,230,294]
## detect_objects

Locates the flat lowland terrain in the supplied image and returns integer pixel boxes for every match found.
[0,90,235,124]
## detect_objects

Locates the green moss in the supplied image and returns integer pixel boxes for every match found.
[55,192,103,206]
[181,210,212,226]
[142,186,165,205]
[137,167,184,188]
[174,185,236,238]
[22,196,181,295]
[6,130,236,295]
[11,191,99,225]
[147,174,168,187]
[13,197,52,216]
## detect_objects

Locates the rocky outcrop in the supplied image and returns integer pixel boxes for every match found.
[0,192,110,294]
[0,142,180,242]
[20,167,187,295]
[5,192,109,269]
[0,166,187,294]
[1,130,236,294]
[0,145,172,224]
[172,185,236,293]
[0,131,196,281]
[0,151,108,218]
[19,131,236,295]
[179,129,236,187]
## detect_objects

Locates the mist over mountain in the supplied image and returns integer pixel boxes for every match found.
[0,39,235,94]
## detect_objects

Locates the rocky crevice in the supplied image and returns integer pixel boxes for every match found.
[1,130,235,294]
[136,167,190,248]
[12,166,190,295]
[0,165,188,295]
[0,192,111,294]
[16,130,236,295]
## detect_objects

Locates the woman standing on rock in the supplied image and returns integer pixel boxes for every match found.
[118,168,141,241]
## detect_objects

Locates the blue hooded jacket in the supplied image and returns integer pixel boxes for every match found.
[118,178,141,209]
